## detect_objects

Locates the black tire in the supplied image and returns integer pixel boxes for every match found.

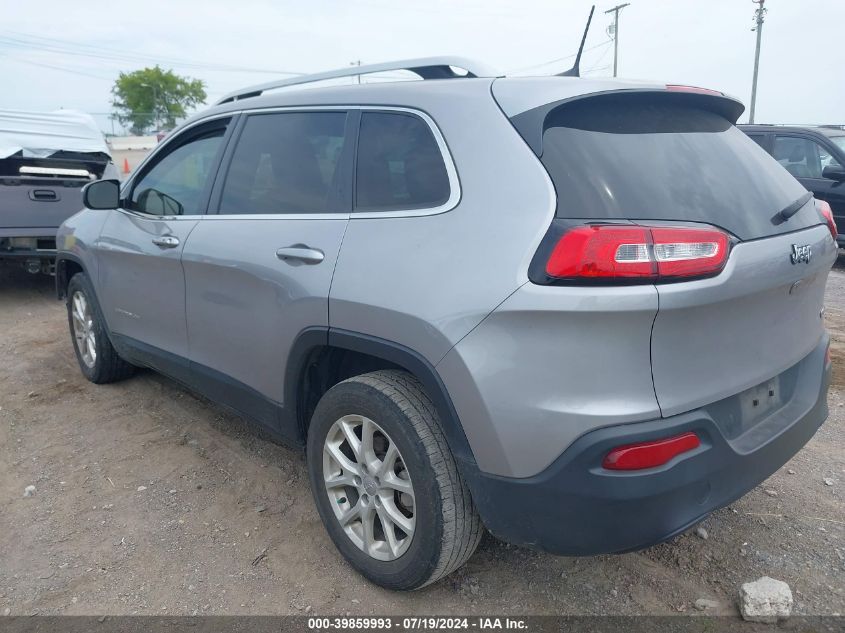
[66,272,135,384]
[306,369,483,590]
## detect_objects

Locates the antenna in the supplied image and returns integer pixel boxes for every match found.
[557,5,596,77]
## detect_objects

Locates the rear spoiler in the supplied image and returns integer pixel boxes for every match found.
[507,88,746,157]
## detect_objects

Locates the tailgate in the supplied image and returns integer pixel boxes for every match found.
[651,224,836,416]
[0,179,86,229]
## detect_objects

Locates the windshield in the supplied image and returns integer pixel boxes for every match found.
[830,136,845,153]
[538,94,817,240]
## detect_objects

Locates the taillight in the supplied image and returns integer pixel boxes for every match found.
[543,224,730,283]
[665,84,724,96]
[602,432,701,471]
[817,199,837,241]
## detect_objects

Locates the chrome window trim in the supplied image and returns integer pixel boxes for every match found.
[192,105,460,222]
[115,208,204,222]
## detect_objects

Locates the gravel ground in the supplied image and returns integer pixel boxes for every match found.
[0,262,843,617]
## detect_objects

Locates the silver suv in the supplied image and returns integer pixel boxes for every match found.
[56,57,836,590]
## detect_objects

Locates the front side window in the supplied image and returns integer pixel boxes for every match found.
[129,125,227,216]
[218,112,348,215]
[772,135,839,179]
[355,111,450,211]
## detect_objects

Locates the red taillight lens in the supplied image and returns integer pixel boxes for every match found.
[665,84,724,96]
[817,199,837,241]
[602,432,701,471]
[546,226,654,278]
[545,224,730,282]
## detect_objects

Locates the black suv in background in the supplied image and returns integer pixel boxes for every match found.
[740,125,845,246]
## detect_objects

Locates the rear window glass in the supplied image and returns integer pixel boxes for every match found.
[219,112,347,215]
[538,96,811,240]
[355,112,450,211]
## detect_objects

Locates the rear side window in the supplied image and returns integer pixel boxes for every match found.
[773,135,833,179]
[536,95,811,240]
[746,134,768,151]
[355,112,449,211]
[219,112,348,214]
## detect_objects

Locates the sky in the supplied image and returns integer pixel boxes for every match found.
[1,0,842,133]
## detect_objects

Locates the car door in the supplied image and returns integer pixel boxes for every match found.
[95,117,233,373]
[773,133,845,228]
[181,110,354,438]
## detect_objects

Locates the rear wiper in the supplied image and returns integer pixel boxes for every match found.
[779,191,813,221]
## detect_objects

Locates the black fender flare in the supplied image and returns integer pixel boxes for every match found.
[285,327,480,475]
[55,252,89,300]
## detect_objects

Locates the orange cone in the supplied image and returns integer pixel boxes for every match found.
[122,158,130,174]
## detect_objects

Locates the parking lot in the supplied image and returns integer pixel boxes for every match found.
[0,263,843,617]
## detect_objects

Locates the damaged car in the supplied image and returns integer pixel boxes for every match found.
[1,109,117,274]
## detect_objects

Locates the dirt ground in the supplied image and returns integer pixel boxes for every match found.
[0,262,843,617]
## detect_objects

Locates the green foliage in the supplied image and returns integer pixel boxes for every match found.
[111,66,206,135]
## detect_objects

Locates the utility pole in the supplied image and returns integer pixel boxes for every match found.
[351,60,362,84]
[748,0,766,124]
[139,82,159,130]
[605,3,630,77]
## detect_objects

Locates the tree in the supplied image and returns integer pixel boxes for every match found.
[112,66,206,135]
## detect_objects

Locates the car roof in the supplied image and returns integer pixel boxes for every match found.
[739,124,845,137]
[181,57,742,129]
[192,75,730,124]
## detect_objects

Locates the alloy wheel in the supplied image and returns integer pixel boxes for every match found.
[71,290,97,368]
[322,414,416,561]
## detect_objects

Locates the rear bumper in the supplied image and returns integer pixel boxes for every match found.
[469,337,830,555]
[0,230,58,260]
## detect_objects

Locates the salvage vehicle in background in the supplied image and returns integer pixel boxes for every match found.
[739,124,845,247]
[0,109,117,274]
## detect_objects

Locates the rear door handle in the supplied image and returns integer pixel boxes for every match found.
[152,236,180,249]
[276,245,325,265]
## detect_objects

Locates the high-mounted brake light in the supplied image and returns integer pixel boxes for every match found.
[817,199,837,241]
[545,225,730,282]
[602,432,701,471]
[665,84,724,96]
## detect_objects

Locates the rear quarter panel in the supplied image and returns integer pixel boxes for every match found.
[328,81,556,364]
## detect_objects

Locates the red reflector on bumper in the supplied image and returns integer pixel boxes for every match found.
[602,432,701,470]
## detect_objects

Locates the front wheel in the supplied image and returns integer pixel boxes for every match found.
[306,370,483,590]
[66,273,135,384]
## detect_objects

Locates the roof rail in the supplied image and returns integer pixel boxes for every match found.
[216,56,499,104]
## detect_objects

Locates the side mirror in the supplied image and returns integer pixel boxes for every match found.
[822,164,845,182]
[83,179,121,210]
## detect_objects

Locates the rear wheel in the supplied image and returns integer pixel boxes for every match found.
[66,273,135,384]
[306,370,482,590]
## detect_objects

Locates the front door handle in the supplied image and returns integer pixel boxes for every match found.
[152,235,180,249]
[276,245,325,265]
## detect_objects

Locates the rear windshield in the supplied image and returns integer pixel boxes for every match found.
[537,95,814,240]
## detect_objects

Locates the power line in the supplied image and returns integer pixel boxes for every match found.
[507,39,613,74]
[0,30,306,76]
[583,41,613,75]
[4,55,114,80]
